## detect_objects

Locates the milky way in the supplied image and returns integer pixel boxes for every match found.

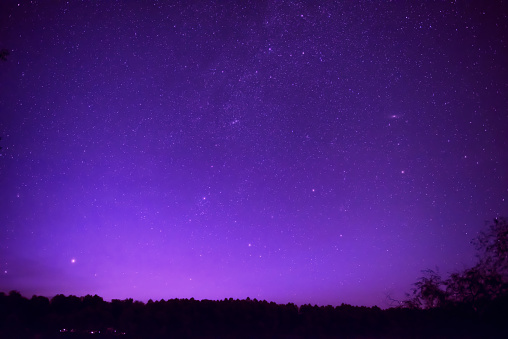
[1,1,507,307]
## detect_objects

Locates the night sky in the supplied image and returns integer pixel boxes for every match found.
[1,1,507,308]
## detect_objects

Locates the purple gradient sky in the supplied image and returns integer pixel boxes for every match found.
[0,1,507,308]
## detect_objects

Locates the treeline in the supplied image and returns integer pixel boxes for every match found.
[1,218,507,338]
[0,290,506,338]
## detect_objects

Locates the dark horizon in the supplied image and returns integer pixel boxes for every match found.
[0,289,391,310]
[1,1,507,308]
[1,289,381,309]
[1,288,507,338]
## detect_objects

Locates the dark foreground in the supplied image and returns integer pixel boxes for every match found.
[1,291,507,338]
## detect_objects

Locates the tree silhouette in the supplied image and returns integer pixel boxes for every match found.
[474,217,508,280]
[406,217,508,312]
[446,218,508,310]
[404,269,446,309]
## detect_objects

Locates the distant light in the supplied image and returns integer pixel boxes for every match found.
[401,170,405,174]
[71,258,76,264]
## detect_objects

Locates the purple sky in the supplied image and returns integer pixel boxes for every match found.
[0,1,507,308]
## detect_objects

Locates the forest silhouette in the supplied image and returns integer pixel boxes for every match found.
[1,218,507,338]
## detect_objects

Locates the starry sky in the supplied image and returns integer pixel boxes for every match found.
[1,1,507,308]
